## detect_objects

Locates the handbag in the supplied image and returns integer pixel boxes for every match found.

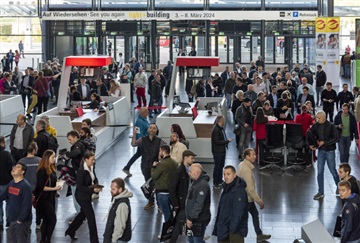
[333,215,341,237]
[233,124,241,135]
[38,78,51,98]
[140,178,155,199]
[32,177,50,209]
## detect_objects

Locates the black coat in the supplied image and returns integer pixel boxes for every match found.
[34,129,49,157]
[211,123,229,154]
[0,147,15,185]
[20,75,35,93]
[169,163,190,210]
[75,166,98,201]
[296,94,315,113]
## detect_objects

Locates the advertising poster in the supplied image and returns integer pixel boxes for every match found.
[356,19,360,86]
[326,17,340,86]
[315,18,327,75]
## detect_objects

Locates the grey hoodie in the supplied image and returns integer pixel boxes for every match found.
[108,189,133,243]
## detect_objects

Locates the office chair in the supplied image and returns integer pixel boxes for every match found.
[285,123,308,174]
[260,123,285,173]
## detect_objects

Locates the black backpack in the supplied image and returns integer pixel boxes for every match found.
[45,133,59,153]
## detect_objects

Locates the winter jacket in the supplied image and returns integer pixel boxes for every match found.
[213,176,248,241]
[334,111,359,141]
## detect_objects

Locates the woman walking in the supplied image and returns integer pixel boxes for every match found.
[34,150,61,243]
[65,152,101,243]
[32,71,49,114]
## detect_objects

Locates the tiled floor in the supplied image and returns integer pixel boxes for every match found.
[1,74,354,243]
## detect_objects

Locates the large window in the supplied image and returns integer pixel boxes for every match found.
[101,0,147,9]
[0,1,38,16]
[155,0,203,9]
[209,0,260,9]
[265,0,317,9]
[48,0,92,8]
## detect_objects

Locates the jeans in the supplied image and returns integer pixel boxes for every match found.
[157,193,171,222]
[123,147,142,170]
[9,220,32,243]
[0,184,9,225]
[239,126,252,156]
[338,136,352,163]
[21,93,31,109]
[225,93,232,108]
[188,222,208,243]
[218,233,244,243]
[323,107,334,122]
[70,185,81,213]
[248,202,262,235]
[317,150,340,194]
[345,64,351,78]
[316,86,323,105]
[213,153,226,185]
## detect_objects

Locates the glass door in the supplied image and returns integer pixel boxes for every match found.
[251,36,260,62]
[275,36,285,63]
[115,36,125,61]
[265,36,274,64]
[241,36,251,64]
[75,37,86,55]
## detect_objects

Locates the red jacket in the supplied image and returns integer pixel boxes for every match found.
[253,118,268,140]
[295,113,314,137]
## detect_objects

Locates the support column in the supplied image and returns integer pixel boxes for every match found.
[151,20,157,70]
[204,20,210,56]
[260,20,265,60]
[327,0,334,17]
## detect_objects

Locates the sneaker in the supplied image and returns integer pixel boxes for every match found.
[5,222,10,229]
[36,224,41,231]
[257,234,271,242]
[92,193,99,200]
[26,114,32,119]
[144,202,155,210]
[122,169,132,177]
[313,192,325,200]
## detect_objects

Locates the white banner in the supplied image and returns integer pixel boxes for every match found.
[41,11,318,21]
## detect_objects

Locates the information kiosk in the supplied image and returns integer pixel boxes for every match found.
[156,56,226,161]
[40,56,131,156]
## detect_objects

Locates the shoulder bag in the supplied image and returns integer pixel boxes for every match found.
[32,176,50,209]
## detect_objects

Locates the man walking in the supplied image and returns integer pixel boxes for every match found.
[0,163,32,243]
[186,163,211,243]
[321,82,337,122]
[235,98,253,159]
[315,65,326,106]
[307,111,340,200]
[334,103,358,163]
[103,177,133,243]
[0,136,15,230]
[131,124,166,209]
[10,114,34,162]
[238,148,271,242]
[134,66,147,108]
[151,145,177,223]
[213,165,248,243]
[169,150,196,243]
[211,115,232,189]
[122,107,150,177]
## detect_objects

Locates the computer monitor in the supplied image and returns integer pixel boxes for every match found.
[108,102,114,110]
[205,102,218,112]
[177,102,191,114]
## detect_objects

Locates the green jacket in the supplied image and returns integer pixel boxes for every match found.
[151,156,178,192]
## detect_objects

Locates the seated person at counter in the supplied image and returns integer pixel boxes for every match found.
[107,79,121,97]
[85,93,100,110]
[69,85,81,101]
[96,78,108,96]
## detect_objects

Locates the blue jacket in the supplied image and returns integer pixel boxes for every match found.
[213,176,248,241]
[334,111,359,141]
[341,193,360,243]
[135,115,149,140]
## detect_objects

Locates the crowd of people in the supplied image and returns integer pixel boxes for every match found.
[2,48,360,242]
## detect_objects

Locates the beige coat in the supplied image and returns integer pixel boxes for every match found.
[238,159,263,205]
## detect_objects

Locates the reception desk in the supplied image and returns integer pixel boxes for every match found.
[38,96,130,157]
[0,95,24,136]
[156,97,226,162]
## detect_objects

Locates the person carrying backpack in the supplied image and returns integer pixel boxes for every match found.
[34,119,58,157]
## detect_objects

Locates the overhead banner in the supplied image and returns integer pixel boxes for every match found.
[356,19,360,87]
[315,17,340,86]
[41,11,318,21]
